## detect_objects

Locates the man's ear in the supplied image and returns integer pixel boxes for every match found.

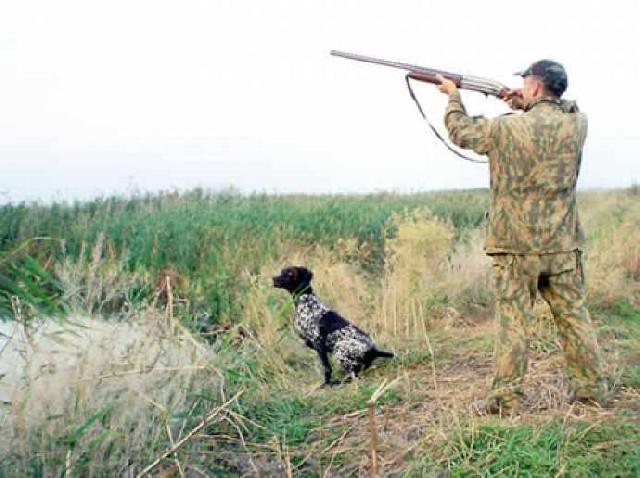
[534,77,546,98]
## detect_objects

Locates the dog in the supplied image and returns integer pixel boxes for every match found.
[272,266,394,386]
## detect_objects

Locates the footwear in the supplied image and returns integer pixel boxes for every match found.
[471,398,519,416]
[568,392,608,407]
[568,379,610,407]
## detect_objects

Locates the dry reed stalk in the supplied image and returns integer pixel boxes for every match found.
[64,449,72,477]
[165,423,186,478]
[166,275,174,321]
[367,378,400,477]
[410,301,416,339]
[322,424,356,454]
[381,291,388,332]
[131,387,190,475]
[11,296,22,322]
[421,317,439,394]
[368,402,378,477]
[161,275,210,360]
[284,444,293,478]
[134,389,168,413]
[405,298,410,338]
[76,364,208,381]
[136,390,243,478]
[418,300,426,333]
[393,289,398,337]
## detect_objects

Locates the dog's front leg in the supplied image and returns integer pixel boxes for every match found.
[316,344,337,387]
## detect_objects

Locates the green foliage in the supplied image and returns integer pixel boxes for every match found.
[0,247,68,319]
[229,379,401,473]
[60,406,113,449]
[439,420,640,477]
[1,189,638,476]
[599,299,640,389]
[593,299,640,344]
[0,189,489,324]
[607,298,640,324]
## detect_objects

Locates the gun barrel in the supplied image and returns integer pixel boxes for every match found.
[330,50,458,80]
[331,50,509,98]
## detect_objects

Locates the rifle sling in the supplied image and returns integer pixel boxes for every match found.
[405,74,487,164]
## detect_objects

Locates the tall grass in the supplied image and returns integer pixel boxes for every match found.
[1,187,637,326]
[0,189,489,322]
[0,313,230,477]
[0,187,638,476]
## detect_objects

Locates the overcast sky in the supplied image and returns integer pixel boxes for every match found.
[1,0,638,203]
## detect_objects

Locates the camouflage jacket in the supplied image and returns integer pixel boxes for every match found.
[444,91,587,254]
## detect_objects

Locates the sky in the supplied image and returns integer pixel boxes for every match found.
[1,0,639,203]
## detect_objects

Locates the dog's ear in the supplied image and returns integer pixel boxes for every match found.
[299,267,313,283]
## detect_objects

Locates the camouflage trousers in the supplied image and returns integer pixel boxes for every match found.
[488,251,604,410]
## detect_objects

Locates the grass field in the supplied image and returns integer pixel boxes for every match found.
[0,188,638,477]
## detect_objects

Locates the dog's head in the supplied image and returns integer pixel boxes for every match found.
[272,266,314,294]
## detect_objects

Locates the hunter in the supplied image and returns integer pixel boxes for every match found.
[435,61,606,415]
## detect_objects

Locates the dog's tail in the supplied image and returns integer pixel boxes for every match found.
[373,349,394,359]
[363,347,394,370]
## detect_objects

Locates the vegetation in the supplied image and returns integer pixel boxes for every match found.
[0,188,638,476]
[0,189,489,321]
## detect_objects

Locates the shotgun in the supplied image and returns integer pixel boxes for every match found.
[330,50,512,98]
[330,50,516,163]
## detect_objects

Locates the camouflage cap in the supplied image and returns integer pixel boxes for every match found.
[515,59,568,97]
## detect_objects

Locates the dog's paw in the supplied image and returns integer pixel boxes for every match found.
[319,380,341,389]
[342,372,358,384]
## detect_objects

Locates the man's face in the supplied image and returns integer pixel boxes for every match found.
[522,75,543,104]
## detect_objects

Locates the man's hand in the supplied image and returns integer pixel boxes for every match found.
[500,89,524,110]
[435,74,457,95]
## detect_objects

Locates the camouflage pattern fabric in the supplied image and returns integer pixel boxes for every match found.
[443,91,604,411]
[488,251,604,411]
[445,91,587,254]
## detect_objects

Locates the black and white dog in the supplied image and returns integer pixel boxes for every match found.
[273,266,393,386]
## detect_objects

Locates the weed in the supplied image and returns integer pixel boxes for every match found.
[1,189,638,476]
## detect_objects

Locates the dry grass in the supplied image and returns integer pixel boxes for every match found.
[1,190,639,476]
[228,193,640,475]
[257,314,638,477]
[581,191,640,305]
[56,233,146,315]
[0,311,228,476]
